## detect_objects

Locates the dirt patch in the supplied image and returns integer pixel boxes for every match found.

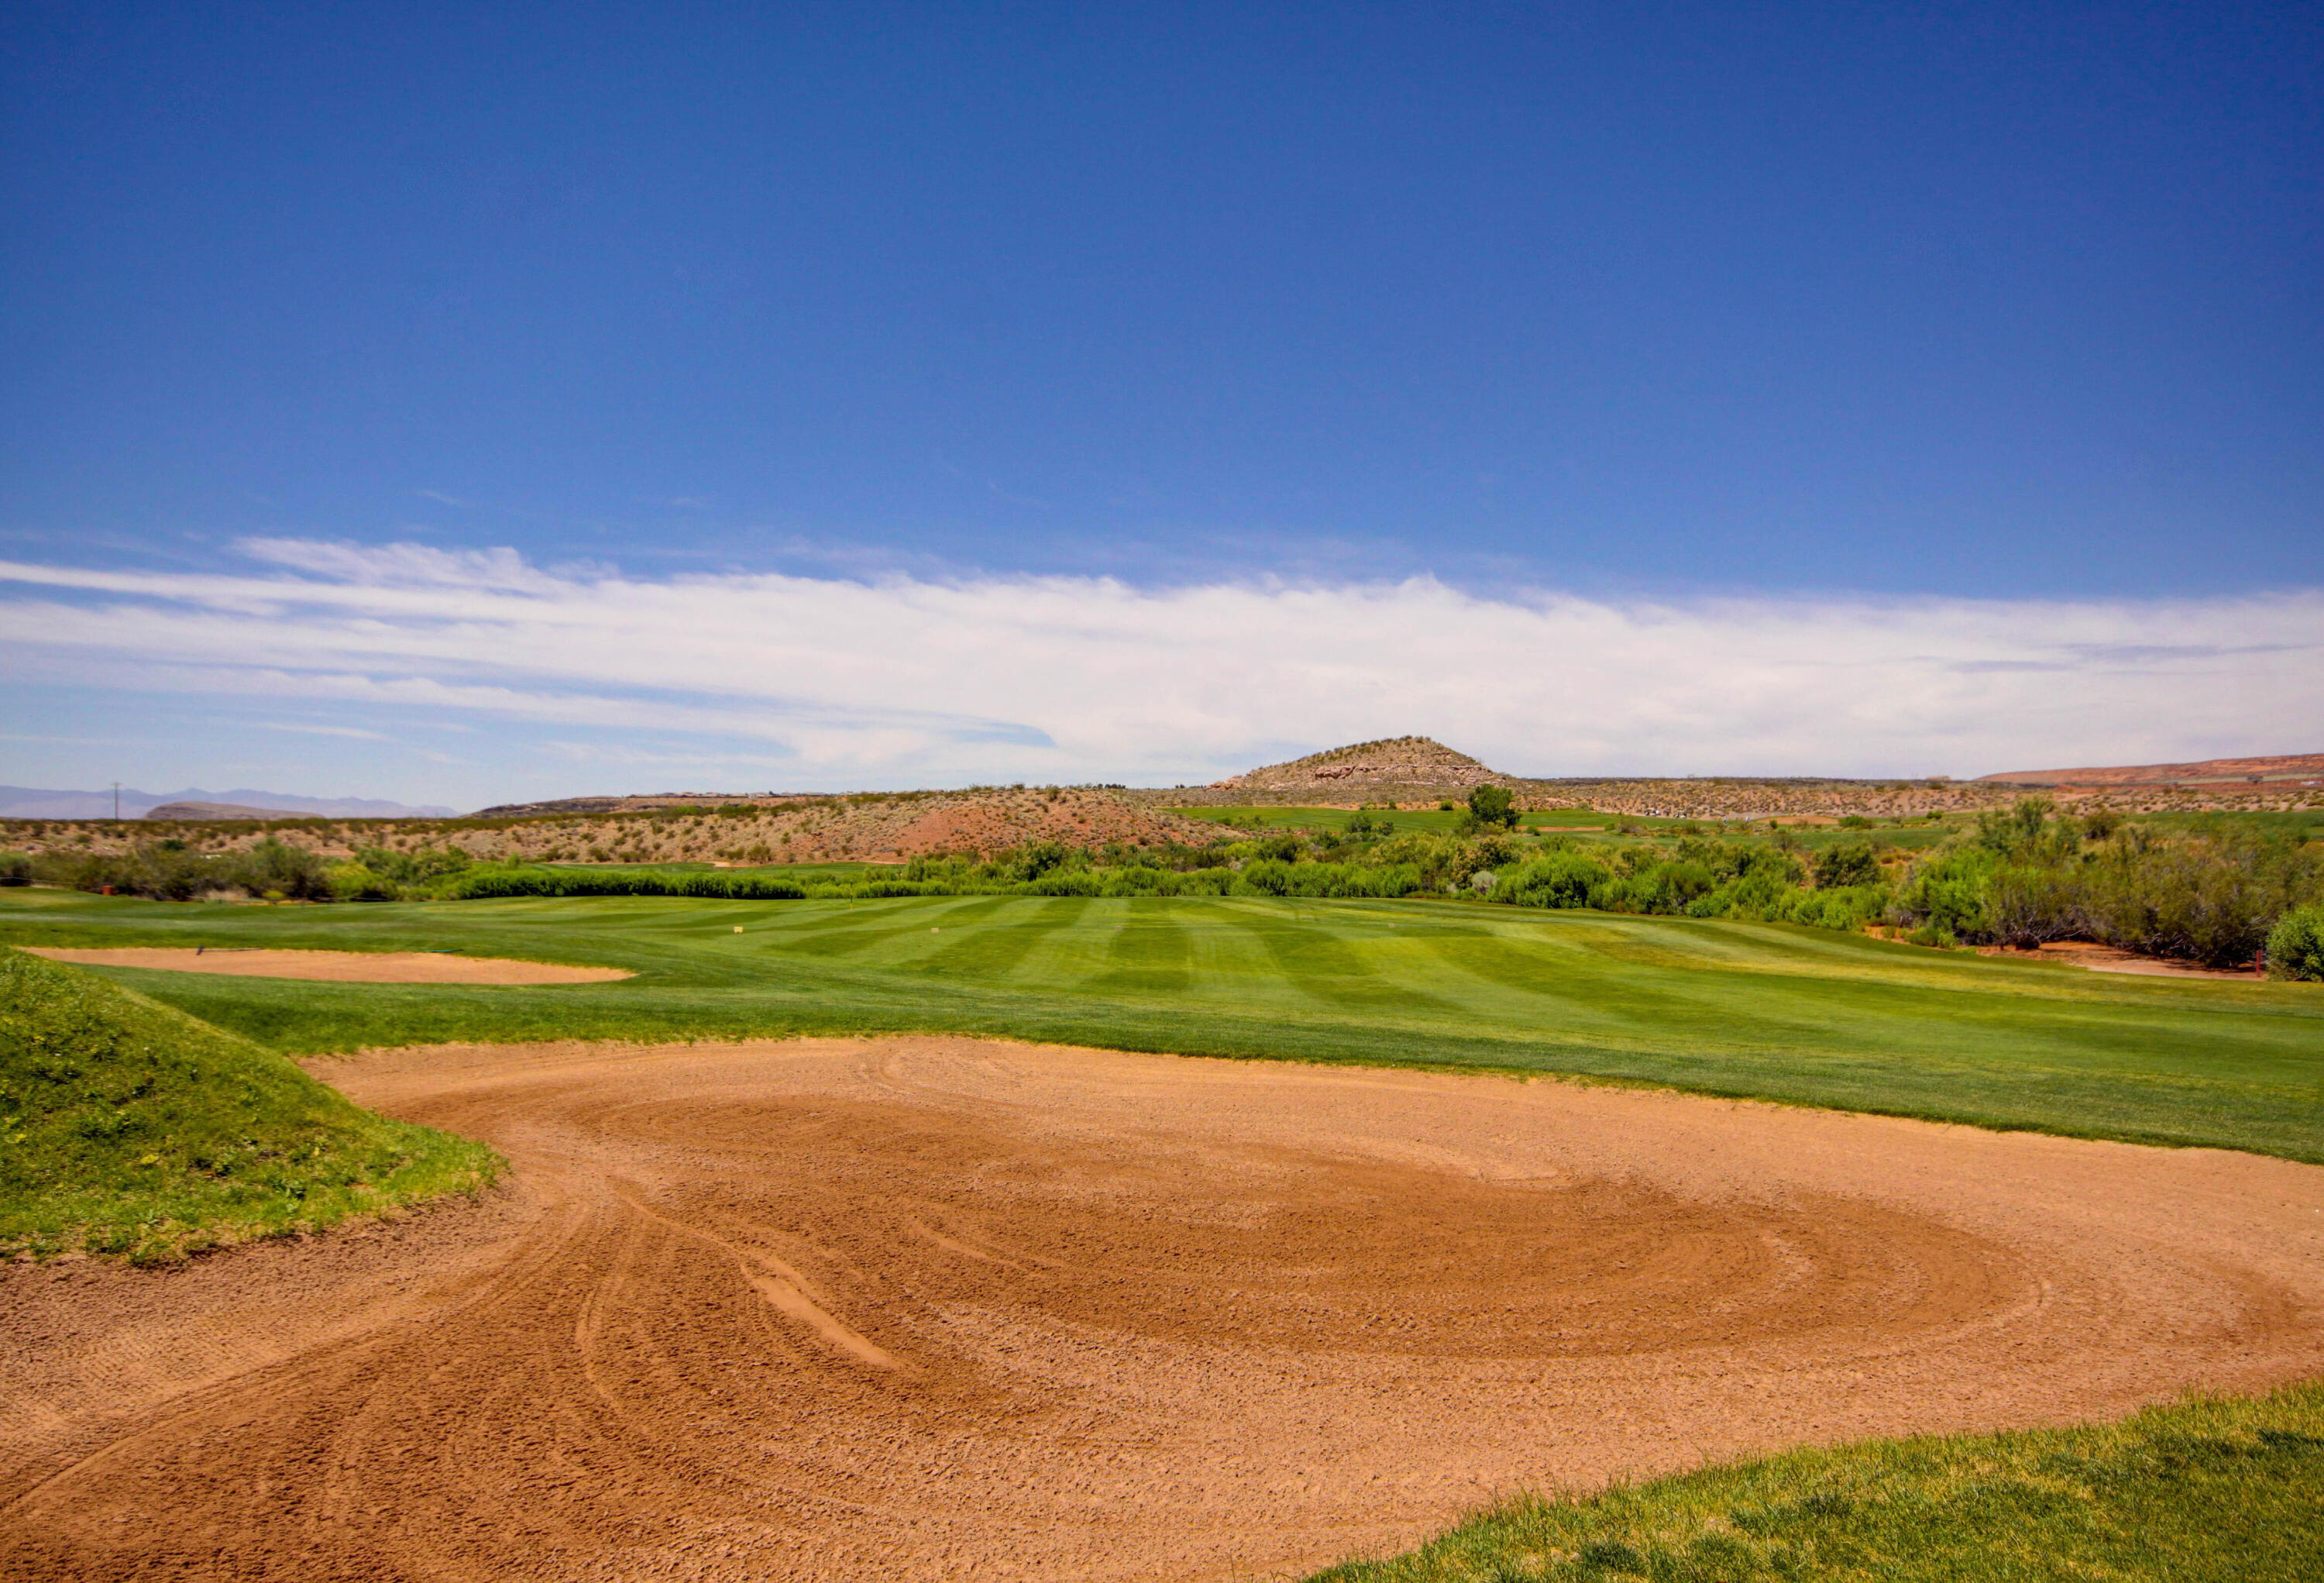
[17,947,631,984]
[1975,941,2263,981]
[5,1037,2321,1581]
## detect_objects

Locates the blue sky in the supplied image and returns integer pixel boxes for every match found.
[2,2,2319,804]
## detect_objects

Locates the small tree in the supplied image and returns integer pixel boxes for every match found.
[1813,841,1881,890]
[1467,784,1518,830]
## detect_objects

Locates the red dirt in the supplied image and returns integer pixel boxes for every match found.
[17,947,631,984]
[1975,941,2267,981]
[5,1036,2322,1581]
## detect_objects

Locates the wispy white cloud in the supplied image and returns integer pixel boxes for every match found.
[255,722,392,741]
[2,539,2317,786]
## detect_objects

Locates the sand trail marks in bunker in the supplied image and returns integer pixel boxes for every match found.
[18,945,632,983]
[5,1035,2323,1582]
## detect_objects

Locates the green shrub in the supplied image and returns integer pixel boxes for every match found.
[1885,816,2319,968]
[2082,832,2313,967]
[1253,833,1304,863]
[352,844,472,886]
[236,838,332,901]
[1599,861,1716,916]
[1495,852,1611,910]
[1889,849,1997,940]
[2267,904,2324,982]
[1235,859,1295,896]
[1813,841,1881,889]
[1466,784,1518,830]
[325,862,397,902]
[0,851,29,886]
[1982,862,2085,948]
[1973,797,2081,863]
[1010,839,1076,881]
[1789,884,1889,932]
[445,865,807,901]
[1690,867,1800,923]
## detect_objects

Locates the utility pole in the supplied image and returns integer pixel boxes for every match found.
[112,782,122,821]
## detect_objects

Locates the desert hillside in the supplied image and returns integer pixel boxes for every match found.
[1,788,1221,866]
[1168,737,1544,806]
[11,748,2319,870]
[1151,735,2324,817]
[1977,752,2324,787]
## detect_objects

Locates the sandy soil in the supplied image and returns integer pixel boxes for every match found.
[5,1036,2322,1581]
[1974,941,2264,980]
[17,947,632,984]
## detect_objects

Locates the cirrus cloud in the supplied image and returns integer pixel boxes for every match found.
[1,539,2317,793]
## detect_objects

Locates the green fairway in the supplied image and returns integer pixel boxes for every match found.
[5,885,2319,1161]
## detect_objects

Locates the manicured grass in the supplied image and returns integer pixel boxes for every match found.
[1308,1382,2324,1583]
[5,886,2320,1161]
[0,946,500,1261]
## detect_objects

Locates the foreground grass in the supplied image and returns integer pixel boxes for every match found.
[0,946,500,1261]
[5,886,2321,1161]
[1310,1382,2324,1582]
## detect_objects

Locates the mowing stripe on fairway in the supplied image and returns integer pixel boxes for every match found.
[5,888,2319,1162]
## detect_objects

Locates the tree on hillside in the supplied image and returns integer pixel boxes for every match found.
[1467,784,1519,830]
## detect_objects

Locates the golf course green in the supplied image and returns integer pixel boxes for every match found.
[6,883,2319,1163]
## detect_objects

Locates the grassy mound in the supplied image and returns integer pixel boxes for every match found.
[0,947,500,1262]
[1311,1382,2324,1582]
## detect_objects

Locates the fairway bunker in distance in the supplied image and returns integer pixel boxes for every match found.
[18,946,631,984]
[4,1036,2320,1581]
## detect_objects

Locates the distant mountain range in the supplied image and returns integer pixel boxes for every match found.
[0,786,459,821]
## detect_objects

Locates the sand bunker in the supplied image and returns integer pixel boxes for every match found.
[5,1037,2321,1580]
[17,946,631,984]
[1972,941,2263,980]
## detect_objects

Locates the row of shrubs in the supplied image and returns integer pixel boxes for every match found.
[1449,802,2324,978]
[1879,801,2322,969]
[1,840,349,901]
[1484,848,1892,931]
